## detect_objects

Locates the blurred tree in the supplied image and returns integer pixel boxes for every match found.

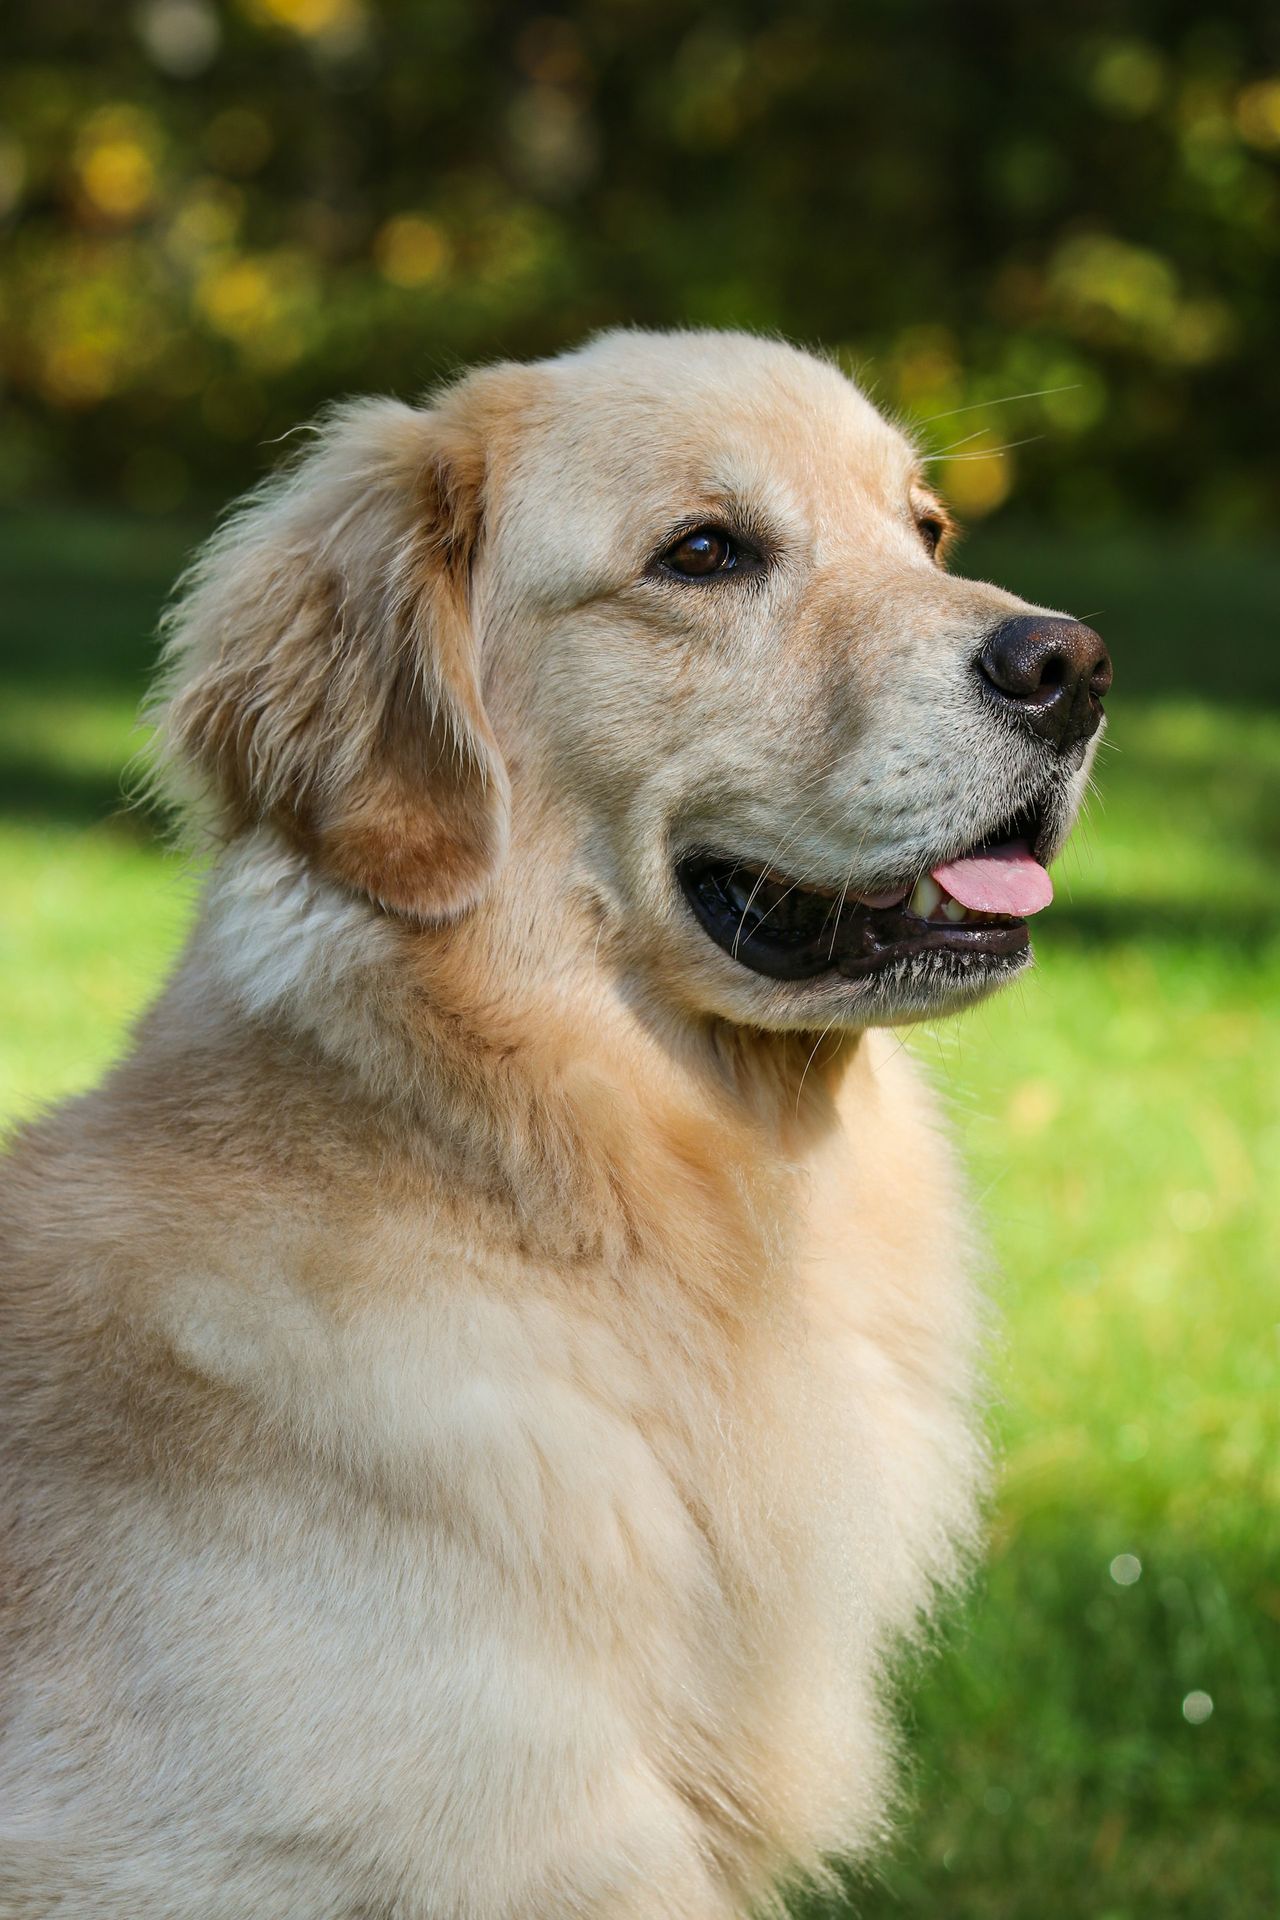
[2,0,1278,529]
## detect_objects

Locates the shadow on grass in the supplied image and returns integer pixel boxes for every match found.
[960,527,1280,709]
[794,1513,1279,1919]
[0,511,208,694]
[1045,902,1279,956]
[0,764,152,832]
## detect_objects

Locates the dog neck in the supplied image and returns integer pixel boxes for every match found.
[171,828,862,1279]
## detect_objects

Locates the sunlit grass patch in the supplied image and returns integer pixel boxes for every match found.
[0,823,192,1124]
[0,687,143,784]
[821,1517,1280,1919]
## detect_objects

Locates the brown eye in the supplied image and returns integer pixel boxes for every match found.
[917,515,946,558]
[661,526,738,578]
[911,491,952,561]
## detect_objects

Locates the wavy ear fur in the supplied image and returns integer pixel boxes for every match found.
[153,386,510,920]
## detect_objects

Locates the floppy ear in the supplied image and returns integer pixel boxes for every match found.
[154,384,510,921]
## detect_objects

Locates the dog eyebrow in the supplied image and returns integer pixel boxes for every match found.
[658,487,786,556]
[909,476,953,521]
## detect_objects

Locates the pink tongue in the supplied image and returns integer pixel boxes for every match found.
[930,840,1053,916]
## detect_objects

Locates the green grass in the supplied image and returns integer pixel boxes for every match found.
[2,511,1277,1917]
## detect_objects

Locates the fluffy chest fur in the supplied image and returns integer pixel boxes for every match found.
[0,981,981,1920]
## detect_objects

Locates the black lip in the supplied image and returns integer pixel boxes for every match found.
[678,854,1032,983]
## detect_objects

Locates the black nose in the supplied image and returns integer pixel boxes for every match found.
[978,614,1112,753]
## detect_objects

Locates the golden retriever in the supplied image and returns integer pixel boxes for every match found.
[0,330,1110,1918]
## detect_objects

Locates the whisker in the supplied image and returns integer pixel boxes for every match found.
[796,1016,841,1115]
[927,426,994,458]
[744,793,887,957]
[727,778,893,957]
[728,785,854,955]
[922,435,1044,464]
[915,384,1080,426]
[825,872,853,959]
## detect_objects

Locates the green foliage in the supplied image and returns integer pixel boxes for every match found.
[0,513,1276,1913]
[3,3,1280,528]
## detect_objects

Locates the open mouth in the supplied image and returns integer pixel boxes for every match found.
[678,806,1054,983]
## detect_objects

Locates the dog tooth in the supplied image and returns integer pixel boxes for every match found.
[908,875,942,919]
[942,897,967,923]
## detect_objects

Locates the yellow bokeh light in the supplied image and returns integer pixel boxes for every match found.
[1090,40,1166,118]
[79,133,155,221]
[41,340,115,408]
[197,258,275,337]
[892,324,961,413]
[374,214,451,289]
[193,250,314,370]
[1236,78,1280,150]
[941,448,1014,519]
[242,0,360,37]
[0,136,26,219]
[1052,234,1177,330]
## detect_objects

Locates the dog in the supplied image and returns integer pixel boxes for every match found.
[0,330,1110,1918]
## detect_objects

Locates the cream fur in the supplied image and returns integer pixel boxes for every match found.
[0,330,1097,1918]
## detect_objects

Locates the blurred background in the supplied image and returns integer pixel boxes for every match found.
[1,2,1277,1914]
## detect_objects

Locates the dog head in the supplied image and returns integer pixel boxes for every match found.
[159,329,1109,1033]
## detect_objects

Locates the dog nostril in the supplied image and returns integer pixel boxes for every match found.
[979,613,1113,751]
